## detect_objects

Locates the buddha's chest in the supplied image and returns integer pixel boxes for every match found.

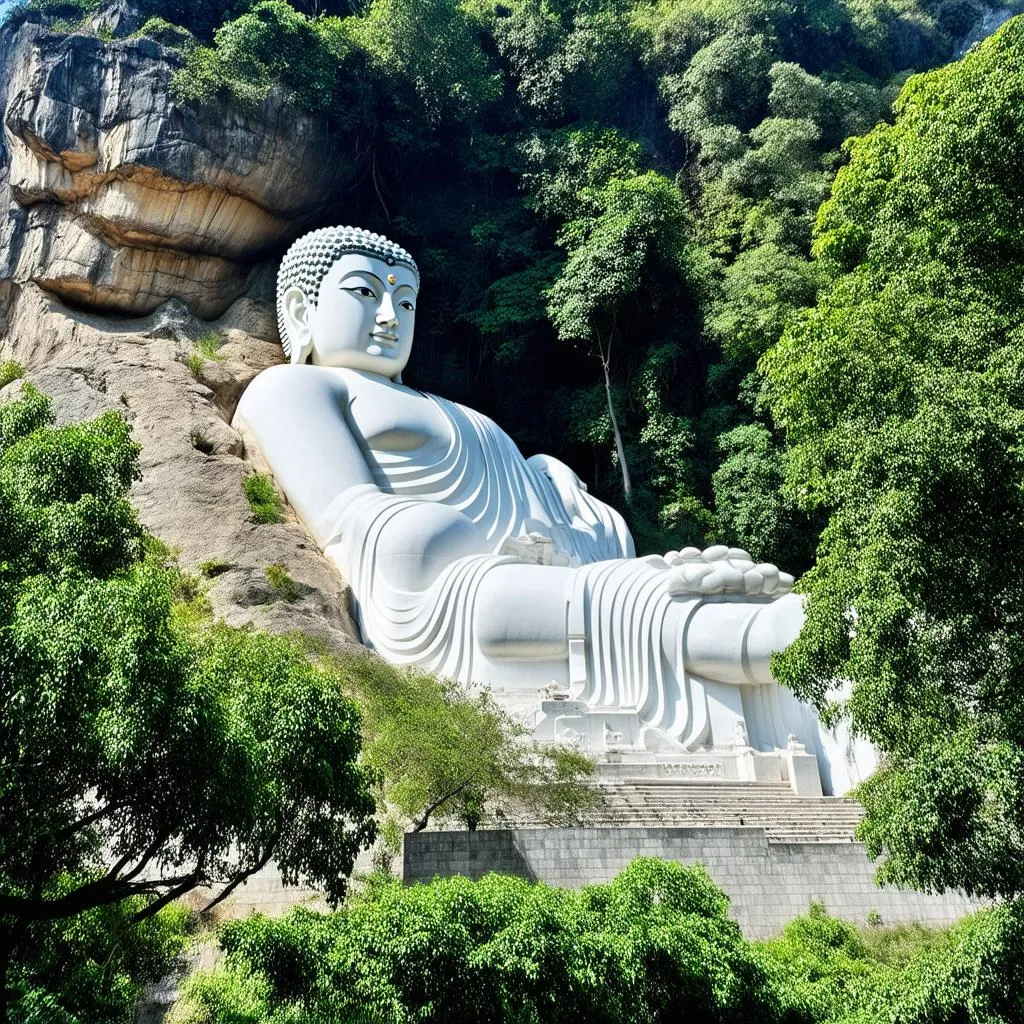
[341,372,449,453]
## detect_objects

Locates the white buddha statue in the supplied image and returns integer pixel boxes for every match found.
[234,226,869,792]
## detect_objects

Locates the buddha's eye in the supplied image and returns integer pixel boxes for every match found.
[346,285,376,298]
[400,300,416,311]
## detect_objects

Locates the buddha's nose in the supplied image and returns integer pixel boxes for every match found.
[377,292,398,327]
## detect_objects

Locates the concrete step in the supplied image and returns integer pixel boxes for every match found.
[572,777,864,843]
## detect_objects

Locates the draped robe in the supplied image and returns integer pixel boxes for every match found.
[323,391,719,748]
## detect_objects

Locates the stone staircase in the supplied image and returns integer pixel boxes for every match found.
[546,780,864,843]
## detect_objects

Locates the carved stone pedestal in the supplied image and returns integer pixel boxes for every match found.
[533,695,824,796]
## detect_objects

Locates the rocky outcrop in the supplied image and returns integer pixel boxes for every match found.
[1,282,362,653]
[0,9,364,652]
[956,2,1024,56]
[0,13,355,317]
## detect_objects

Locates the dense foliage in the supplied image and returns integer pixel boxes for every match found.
[0,385,376,1020]
[762,17,1024,899]
[171,858,780,1024]
[171,864,1024,1024]
[9,0,1004,560]
[758,900,1024,1023]
[341,655,597,843]
[10,895,192,1024]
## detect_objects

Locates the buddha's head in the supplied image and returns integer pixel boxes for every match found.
[277,226,419,379]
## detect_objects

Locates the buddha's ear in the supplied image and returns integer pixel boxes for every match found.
[282,285,314,364]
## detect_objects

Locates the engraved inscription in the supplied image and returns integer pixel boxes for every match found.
[659,761,724,778]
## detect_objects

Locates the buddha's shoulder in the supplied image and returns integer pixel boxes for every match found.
[238,364,353,408]
[233,366,353,439]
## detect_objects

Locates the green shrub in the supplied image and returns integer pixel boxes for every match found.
[198,558,235,577]
[756,902,893,1023]
[136,15,195,48]
[195,330,224,360]
[755,901,1024,1024]
[186,331,224,378]
[189,427,214,454]
[859,919,949,968]
[265,563,298,601]
[171,1,361,113]
[11,891,194,1024]
[176,858,780,1024]
[0,359,24,389]
[244,472,282,523]
[2,0,101,33]
[892,901,1024,1024]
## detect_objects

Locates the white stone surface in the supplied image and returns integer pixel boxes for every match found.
[233,228,877,794]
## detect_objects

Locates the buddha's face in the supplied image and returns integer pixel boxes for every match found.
[291,253,418,377]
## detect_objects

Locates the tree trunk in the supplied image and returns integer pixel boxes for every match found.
[601,358,632,499]
[411,782,472,833]
[0,925,14,1024]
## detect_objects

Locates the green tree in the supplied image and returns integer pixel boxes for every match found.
[350,0,500,126]
[172,1,367,115]
[546,166,708,501]
[661,30,773,139]
[711,422,816,570]
[0,385,376,1022]
[157,0,981,562]
[10,893,192,1024]
[338,655,597,835]
[761,17,1024,899]
[173,858,780,1024]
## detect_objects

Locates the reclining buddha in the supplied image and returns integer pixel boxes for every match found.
[234,226,870,793]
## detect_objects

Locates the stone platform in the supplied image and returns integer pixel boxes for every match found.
[403,825,983,938]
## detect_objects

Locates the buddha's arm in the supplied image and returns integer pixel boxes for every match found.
[233,366,376,546]
[235,368,495,588]
[674,594,804,685]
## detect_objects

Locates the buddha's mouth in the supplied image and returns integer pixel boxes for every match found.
[370,331,398,347]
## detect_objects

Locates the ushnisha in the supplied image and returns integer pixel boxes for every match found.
[233,226,872,790]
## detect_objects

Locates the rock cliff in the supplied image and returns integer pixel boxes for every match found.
[0,13,352,316]
[0,9,362,652]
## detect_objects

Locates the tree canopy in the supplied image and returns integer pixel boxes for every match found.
[761,17,1024,900]
[172,863,1024,1024]
[172,858,780,1024]
[0,385,377,1021]
[340,655,597,844]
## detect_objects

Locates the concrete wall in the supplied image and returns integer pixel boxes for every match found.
[404,827,982,938]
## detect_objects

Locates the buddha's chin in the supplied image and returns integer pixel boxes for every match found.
[314,349,408,377]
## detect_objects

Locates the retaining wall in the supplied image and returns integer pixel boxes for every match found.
[403,827,982,938]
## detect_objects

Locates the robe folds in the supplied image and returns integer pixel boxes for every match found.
[322,391,715,745]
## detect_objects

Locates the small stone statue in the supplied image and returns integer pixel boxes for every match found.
[233,226,845,771]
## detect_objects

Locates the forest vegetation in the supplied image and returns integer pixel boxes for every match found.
[172,861,1024,1024]
[3,0,1024,1021]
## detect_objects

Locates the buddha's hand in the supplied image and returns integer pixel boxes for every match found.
[647,545,794,598]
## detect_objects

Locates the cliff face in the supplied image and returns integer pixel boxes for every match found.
[0,15,352,317]
[0,11,362,653]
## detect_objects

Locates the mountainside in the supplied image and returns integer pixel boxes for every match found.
[0,11,363,650]
[0,0,1016,649]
